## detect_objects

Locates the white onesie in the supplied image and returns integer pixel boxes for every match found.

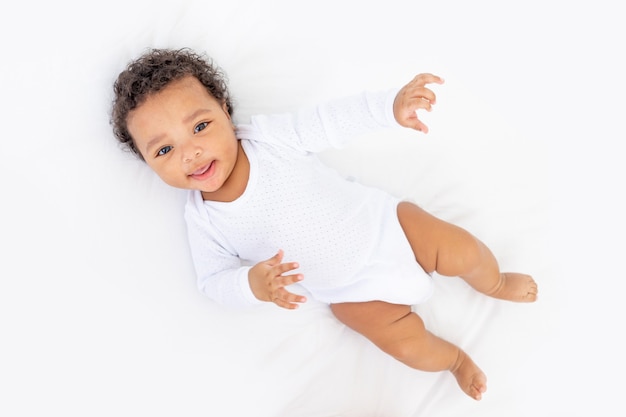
[184,89,433,307]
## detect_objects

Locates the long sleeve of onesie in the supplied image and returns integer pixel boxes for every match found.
[237,89,401,152]
[184,88,403,308]
[185,197,261,307]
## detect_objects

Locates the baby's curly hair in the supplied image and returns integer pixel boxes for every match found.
[111,48,233,160]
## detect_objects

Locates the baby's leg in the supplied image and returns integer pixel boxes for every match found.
[397,202,537,302]
[331,301,487,400]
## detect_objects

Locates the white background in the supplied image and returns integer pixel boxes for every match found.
[1,1,624,416]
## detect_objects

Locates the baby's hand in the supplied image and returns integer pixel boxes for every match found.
[248,249,307,309]
[393,73,444,133]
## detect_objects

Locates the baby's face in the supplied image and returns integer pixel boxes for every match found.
[127,75,238,194]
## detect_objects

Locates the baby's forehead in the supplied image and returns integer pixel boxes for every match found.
[130,77,222,123]
[131,77,210,112]
[160,75,218,101]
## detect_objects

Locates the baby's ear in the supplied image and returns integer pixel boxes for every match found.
[221,101,235,129]
[221,101,230,117]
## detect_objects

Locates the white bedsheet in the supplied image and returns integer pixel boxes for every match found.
[2,1,625,416]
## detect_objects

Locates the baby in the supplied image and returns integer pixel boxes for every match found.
[111,48,537,401]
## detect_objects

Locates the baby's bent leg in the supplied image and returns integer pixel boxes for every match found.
[331,301,487,400]
[397,202,537,302]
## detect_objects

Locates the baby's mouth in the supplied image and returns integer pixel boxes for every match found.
[189,161,215,179]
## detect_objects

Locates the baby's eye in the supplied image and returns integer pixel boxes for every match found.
[194,122,209,134]
[157,145,172,157]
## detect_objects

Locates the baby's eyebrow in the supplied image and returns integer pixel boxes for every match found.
[183,108,212,124]
[145,134,165,154]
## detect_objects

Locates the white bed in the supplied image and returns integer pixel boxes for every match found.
[2,0,625,416]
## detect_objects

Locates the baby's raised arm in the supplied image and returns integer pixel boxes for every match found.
[393,73,444,133]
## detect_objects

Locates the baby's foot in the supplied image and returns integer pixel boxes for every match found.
[450,350,487,400]
[486,272,538,302]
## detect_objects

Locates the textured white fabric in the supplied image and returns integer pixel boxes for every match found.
[184,89,433,307]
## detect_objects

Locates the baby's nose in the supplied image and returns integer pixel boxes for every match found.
[183,146,202,163]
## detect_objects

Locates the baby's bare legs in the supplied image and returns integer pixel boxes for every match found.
[396,202,538,302]
[331,301,487,400]
[331,203,537,399]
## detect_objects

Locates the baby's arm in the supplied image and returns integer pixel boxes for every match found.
[186,193,305,309]
[393,73,444,133]
[248,249,307,309]
[238,73,444,153]
[237,89,399,153]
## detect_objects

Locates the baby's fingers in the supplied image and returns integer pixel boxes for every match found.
[274,271,304,289]
[394,98,433,132]
[394,73,444,132]
[410,73,444,87]
[265,249,284,266]
[272,260,300,277]
[273,288,307,309]
[271,275,307,309]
